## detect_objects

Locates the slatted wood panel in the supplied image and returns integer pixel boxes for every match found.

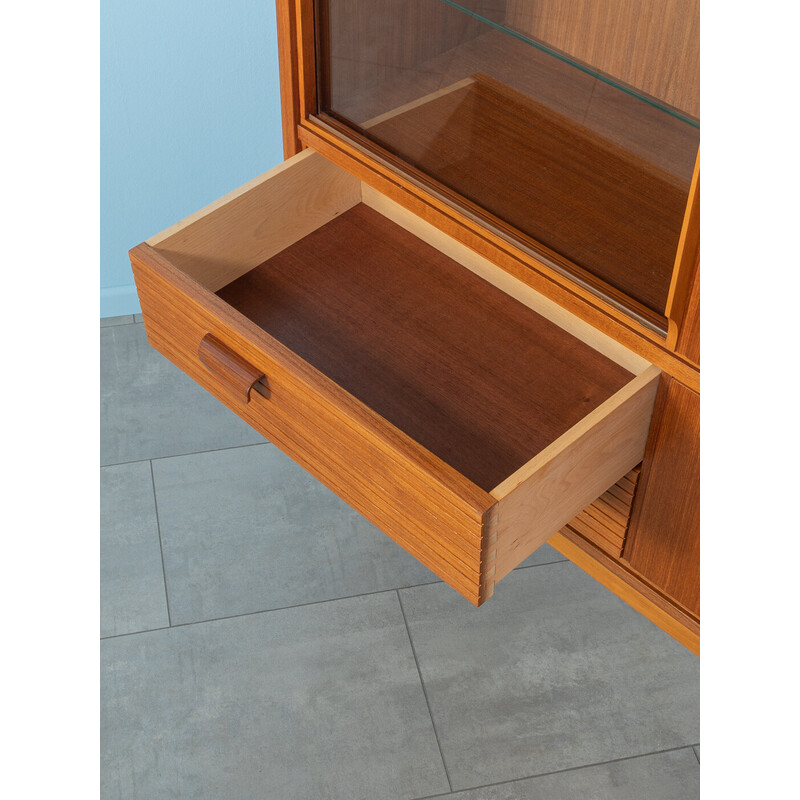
[561,465,641,556]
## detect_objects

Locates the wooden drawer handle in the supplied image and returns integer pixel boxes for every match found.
[198,333,265,404]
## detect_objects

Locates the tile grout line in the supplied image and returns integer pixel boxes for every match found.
[149,459,173,627]
[101,440,270,470]
[396,589,453,794]
[100,585,440,641]
[514,557,568,570]
[98,556,575,642]
[101,624,172,641]
[409,743,701,800]
[100,317,136,328]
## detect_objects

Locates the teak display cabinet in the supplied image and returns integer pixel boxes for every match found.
[131,0,700,651]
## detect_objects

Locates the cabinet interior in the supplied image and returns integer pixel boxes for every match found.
[315,0,700,324]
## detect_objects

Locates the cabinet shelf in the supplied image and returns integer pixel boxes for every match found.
[435,0,698,126]
[358,73,689,315]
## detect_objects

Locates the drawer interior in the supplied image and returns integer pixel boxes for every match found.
[215,202,632,492]
[147,151,646,496]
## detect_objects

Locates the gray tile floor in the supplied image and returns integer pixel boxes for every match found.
[101,315,700,799]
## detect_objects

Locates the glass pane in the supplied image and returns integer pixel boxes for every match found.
[315,0,699,322]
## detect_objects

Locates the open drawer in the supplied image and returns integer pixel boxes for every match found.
[130,149,660,605]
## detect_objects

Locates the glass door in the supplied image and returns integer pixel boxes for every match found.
[314,0,700,329]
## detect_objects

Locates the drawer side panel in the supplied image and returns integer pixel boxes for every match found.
[486,367,660,584]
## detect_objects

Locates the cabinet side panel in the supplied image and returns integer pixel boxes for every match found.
[623,375,699,615]
[675,258,700,365]
[276,0,304,157]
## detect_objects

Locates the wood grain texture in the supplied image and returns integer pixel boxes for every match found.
[361,183,649,375]
[666,154,700,349]
[326,25,697,183]
[131,243,493,518]
[317,11,698,322]
[675,256,700,366]
[147,149,361,291]
[317,0,494,112]
[130,243,495,603]
[266,2,701,640]
[129,154,660,606]
[560,465,641,557]
[623,375,700,616]
[276,0,304,157]
[198,334,265,404]
[129,2,701,630]
[296,0,317,124]
[321,116,663,335]
[217,203,634,492]
[365,74,687,315]
[361,77,477,129]
[549,530,699,654]
[505,0,699,117]
[298,120,700,392]
[486,366,659,584]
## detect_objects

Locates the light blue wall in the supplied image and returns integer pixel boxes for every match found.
[101,1,284,317]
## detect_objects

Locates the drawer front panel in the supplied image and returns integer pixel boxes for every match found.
[131,244,492,603]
